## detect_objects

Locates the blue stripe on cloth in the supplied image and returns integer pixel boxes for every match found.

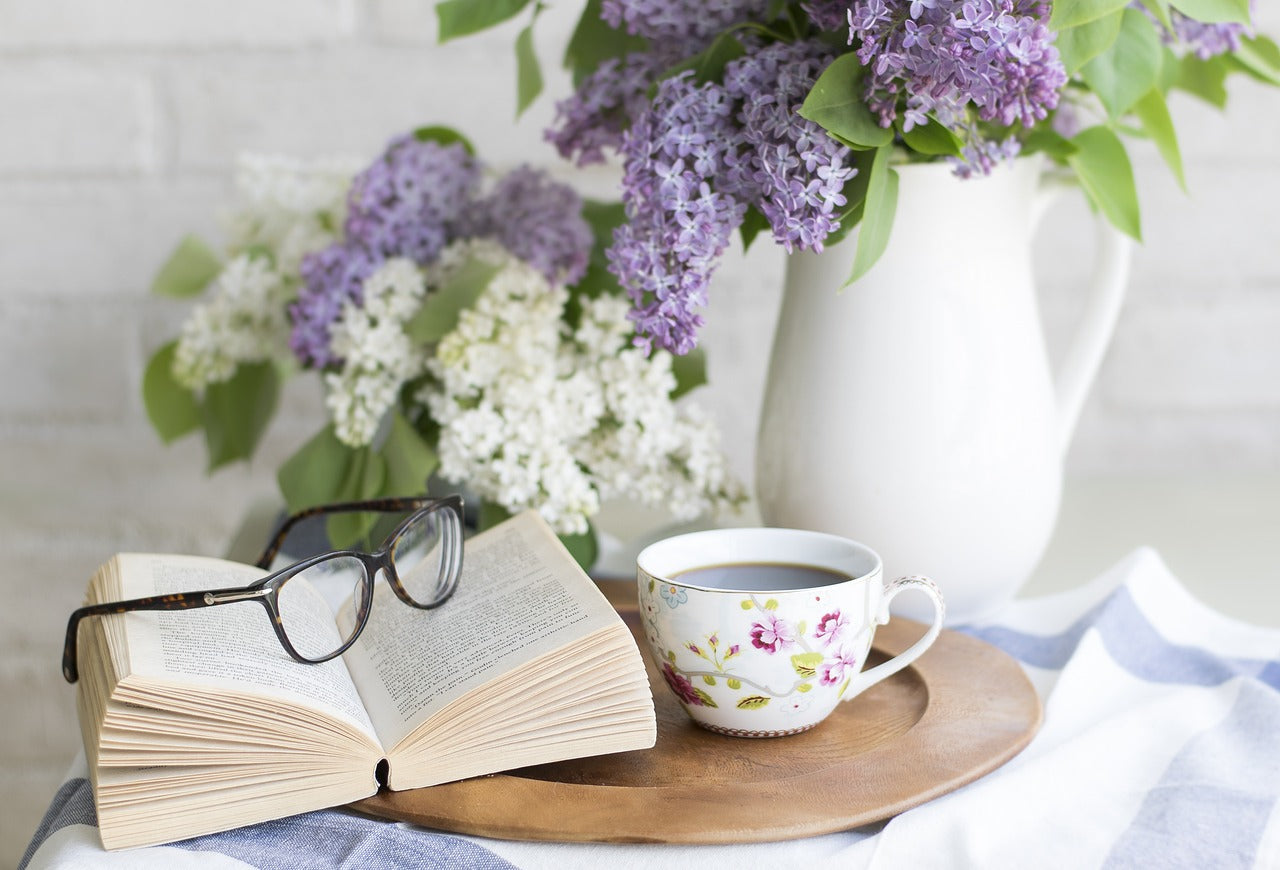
[962,587,1275,687]
[1104,680,1280,870]
[19,777,95,869]
[19,777,516,870]
[179,809,518,870]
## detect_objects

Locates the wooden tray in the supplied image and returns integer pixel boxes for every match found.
[351,580,1041,844]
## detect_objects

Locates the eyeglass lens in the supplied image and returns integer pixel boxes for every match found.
[391,505,459,607]
[276,554,369,660]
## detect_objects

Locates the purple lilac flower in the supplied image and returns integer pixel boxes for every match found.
[548,55,664,165]
[610,72,746,355]
[463,165,593,285]
[1140,0,1256,60]
[722,40,854,253]
[289,134,594,369]
[289,244,378,367]
[609,40,853,354]
[848,0,1067,175]
[345,135,480,261]
[602,0,769,43]
[549,0,767,166]
[802,0,855,30]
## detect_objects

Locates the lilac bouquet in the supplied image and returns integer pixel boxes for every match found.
[143,127,742,559]
[443,0,1279,354]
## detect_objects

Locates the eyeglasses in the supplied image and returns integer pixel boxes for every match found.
[62,496,464,683]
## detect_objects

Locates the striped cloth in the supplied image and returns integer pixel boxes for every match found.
[22,548,1280,869]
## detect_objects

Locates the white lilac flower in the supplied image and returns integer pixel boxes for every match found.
[324,258,427,447]
[172,254,292,390]
[422,240,742,535]
[223,154,359,275]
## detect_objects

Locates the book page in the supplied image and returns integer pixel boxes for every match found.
[116,553,377,740]
[339,511,622,749]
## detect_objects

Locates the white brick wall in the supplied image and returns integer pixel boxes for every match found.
[0,1,1278,862]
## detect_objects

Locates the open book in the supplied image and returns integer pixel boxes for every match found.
[74,510,656,850]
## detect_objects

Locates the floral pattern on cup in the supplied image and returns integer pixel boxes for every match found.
[658,583,688,608]
[641,588,870,717]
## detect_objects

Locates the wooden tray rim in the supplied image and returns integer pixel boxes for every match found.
[352,584,1042,844]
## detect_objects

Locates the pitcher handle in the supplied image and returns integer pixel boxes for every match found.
[843,575,945,700]
[1033,174,1132,454]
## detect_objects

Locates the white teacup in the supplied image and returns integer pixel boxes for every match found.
[637,528,945,737]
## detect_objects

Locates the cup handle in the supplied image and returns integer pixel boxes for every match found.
[843,575,946,700]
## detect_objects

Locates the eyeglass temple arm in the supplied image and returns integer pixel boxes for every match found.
[253,496,459,570]
[61,585,271,684]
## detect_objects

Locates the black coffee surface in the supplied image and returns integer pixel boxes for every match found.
[672,562,850,592]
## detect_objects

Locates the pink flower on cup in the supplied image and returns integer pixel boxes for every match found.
[815,610,851,647]
[661,662,706,706]
[750,613,796,654]
[819,646,861,686]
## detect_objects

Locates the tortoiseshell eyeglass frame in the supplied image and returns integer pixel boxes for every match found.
[61,495,464,683]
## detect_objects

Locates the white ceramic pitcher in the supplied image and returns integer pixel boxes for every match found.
[755,157,1130,624]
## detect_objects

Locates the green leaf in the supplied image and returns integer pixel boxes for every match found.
[1050,0,1130,30]
[380,410,438,496]
[515,23,543,117]
[142,342,200,443]
[740,600,753,610]
[405,257,500,343]
[1022,126,1080,161]
[797,682,813,693]
[479,501,513,531]
[436,0,531,41]
[847,145,899,285]
[1175,53,1230,106]
[1055,9,1125,74]
[201,362,279,471]
[693,688,718,708]
[735,695,770,710]
[738,205,770,251]
[1081,8,1163,118]
[727,678,742,689]
[821,148,876,248]
[326,447,388,547]
[1137,0,1174,31]
[658,32,745,87]
[582,199,626,247]
[838,678,850,698]
[1167,0,1250,24]
[799,53,893,149]
[899,118,963,157]
[411,125,475,155]
[558,523,599,571]
[151,235,221,299]
[764,598,779,611]
[666,649,676,663]
[1230,35,1280,86]
[1133,88,1186,190]
[1067,126,1142,240]
[670,347,707,399]
[702,675,716,686]
[563,0,646,83]
[279,426,359,513]
[790,651,825,678]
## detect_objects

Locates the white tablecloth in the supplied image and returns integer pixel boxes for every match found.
[22,548,1280,869]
